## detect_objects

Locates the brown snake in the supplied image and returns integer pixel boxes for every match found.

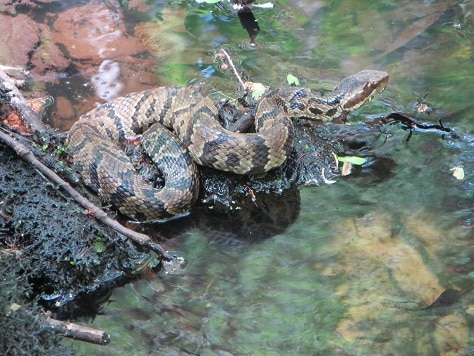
[67,70,389,221]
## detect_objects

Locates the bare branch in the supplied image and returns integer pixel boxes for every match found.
[219,48,247,91]
[42,315,110,345]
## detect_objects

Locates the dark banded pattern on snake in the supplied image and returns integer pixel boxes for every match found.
[67,70,388,221]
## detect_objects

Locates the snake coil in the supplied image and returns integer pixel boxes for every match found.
[67,70,388,221]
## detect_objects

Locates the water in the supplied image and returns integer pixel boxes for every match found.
[9,0,473,354]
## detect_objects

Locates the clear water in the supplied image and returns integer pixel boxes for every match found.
[16,0,473,354]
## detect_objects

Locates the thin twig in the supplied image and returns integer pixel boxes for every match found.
[220,48,246,90]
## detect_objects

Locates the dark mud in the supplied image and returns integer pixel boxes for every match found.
[0,140,154,318]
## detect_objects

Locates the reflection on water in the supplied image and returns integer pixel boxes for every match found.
[4,0,472,353]
[90,60,124,101]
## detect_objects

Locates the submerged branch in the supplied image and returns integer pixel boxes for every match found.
[384,112,458,142]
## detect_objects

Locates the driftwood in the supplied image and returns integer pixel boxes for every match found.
[0,68,176,261]
[42,315,110,345]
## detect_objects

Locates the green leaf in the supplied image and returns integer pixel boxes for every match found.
[94,241,107,253]
[338,156,367,165]
[286,73,300,86]
[250,82,267,100]
[195,0,221,3]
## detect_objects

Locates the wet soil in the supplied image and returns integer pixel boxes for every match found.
[0,140,153,318]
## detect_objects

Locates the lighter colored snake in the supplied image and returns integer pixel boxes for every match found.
[67,70,389,221]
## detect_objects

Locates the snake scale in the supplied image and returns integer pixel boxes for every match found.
[67,70,389,221]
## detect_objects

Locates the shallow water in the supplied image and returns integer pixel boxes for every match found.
[6,0,473,354]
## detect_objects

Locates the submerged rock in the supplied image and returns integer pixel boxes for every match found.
[0,14,40,67]
[0,12,69,80]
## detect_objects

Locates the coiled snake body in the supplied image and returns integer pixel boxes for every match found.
[67,70,388,221]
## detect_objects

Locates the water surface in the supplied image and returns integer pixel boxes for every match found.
[18,0,473,354]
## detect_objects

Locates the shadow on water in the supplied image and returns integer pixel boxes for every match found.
[153,184,301,247]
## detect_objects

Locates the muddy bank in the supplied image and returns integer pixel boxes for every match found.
[0,141,156,317]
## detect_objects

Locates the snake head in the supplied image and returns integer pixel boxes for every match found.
[335,70,389,111]
[304,70,389,122]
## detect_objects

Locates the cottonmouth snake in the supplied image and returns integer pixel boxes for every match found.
[67,70,389,221]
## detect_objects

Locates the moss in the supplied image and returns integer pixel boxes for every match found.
[0,141,152,318]
[0,250,73,355]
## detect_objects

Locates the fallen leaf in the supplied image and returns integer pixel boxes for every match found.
[338,156,367,165]
[195,0,221,3]
[286,73,299,86]
[253,2,274,9]
[341,161,352,176]
[246,82,267,99]
[450,166,464,180]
